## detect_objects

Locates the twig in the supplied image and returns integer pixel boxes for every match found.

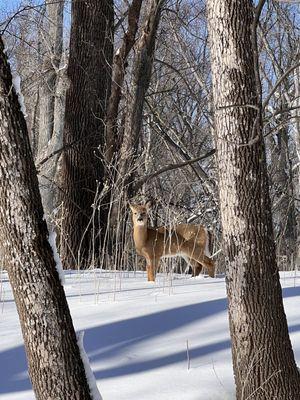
[186,340,190,370]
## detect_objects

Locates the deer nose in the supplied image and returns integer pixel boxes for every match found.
[137,216,143,222]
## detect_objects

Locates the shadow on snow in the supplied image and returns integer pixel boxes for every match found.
[0,285,299,394]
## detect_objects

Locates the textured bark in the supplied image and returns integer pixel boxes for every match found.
[61,0,113,268]
[207,1,300,399]
[293,66,300,267]
[0,37,92,400]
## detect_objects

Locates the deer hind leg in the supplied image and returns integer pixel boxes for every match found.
[187,246,215,278]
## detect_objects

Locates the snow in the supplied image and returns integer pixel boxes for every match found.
[77,331,103,400]
[11,74,27,117]
[0,270,299,400]
[48,231,65,285]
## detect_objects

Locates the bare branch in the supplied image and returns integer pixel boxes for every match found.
[263,62,300,110]
[133,149,215,192]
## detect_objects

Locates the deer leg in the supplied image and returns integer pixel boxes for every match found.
[193,262,203,277]
[146,260,156,282]
[202,255,215,277]
[188,258,203,277]
[187,246,215,278]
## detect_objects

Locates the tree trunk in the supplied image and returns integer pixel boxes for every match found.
[270,109,296,265]
[293,66,300,268]
[0,36,93,400]
[61,0,113,268]
[38,0,65,220]
[105,0,143,167]
[38,0,64,153]
[117,0,165,193]
[206,1,300,399]
[106,0,164,268]
[110,0,165,227]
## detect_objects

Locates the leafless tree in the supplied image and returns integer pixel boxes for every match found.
[61,0,114,268]
[207,0,300,398]
[0,34,93,400]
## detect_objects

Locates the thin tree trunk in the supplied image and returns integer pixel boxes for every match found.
[0,36,93,400]
[293,66,300,267]
[107,0,165,267]
[110,0,165,227]
[117,0,165,193]
[105,0,143,166]
[61,0,113,268]
[38,0,65,220]
[271,109,296,264]
[38,0,64,153]
[207,1,300,399]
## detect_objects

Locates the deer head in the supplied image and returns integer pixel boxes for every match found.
[129,201,152,226]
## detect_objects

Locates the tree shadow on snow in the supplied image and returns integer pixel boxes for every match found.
[0,285,299,394]
[0,297,227,394]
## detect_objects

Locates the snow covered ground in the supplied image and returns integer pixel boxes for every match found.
[0,269,299,400]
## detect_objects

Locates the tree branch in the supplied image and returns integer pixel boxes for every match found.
[263,62,300,110]
[133,149,216,192]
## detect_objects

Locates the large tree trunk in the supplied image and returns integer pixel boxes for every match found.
[207,1,300,399]
[0,36,93,400]
[61,0,113,268]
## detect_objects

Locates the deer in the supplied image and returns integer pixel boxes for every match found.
[129,201,215,282]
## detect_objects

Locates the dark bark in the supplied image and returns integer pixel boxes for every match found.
[61,0,114,268]
[207,1,300,399]
[0,36,93,400]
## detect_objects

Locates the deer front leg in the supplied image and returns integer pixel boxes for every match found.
[189,259,203,277]
[146,265,155,282]
[202,255,215,277]
[146,258,159,282]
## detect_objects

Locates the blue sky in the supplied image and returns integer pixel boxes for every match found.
[0,0,71,31]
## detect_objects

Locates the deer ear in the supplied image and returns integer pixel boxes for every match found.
[129,203,136,212]
[145,200,153,211]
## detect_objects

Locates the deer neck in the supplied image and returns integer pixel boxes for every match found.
[133,223,148,251]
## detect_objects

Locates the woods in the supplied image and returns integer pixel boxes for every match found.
[0,0,300,399]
